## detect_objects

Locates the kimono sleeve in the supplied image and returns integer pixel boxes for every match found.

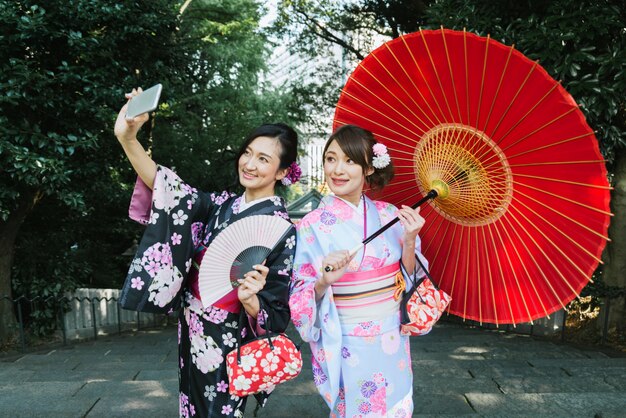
[255,224,297,334]
[119,165,221,314]
[288,213,327,343]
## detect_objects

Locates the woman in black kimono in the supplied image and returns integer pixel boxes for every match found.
[114,89,300,417]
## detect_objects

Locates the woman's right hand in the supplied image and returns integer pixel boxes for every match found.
[320,250,352,286]
[114,88,150,144]
[315,250,352,301]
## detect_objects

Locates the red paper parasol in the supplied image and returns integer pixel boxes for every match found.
[333,28,612,325]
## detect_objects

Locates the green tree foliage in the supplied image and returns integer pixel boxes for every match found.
[0,0,311,341]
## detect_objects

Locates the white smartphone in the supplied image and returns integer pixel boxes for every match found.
[126,83,163,118]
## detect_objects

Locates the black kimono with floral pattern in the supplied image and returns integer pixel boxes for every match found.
[120,166,296,417]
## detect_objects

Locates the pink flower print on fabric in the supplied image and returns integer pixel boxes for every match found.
[205,306,229,324]
[130,277,144,290]
[171,232,182,245]
[188,312,204,337]
[179,392,196,418]
[351,321,381,337]
[319,210,337,226]
[191,222,204,248]
[221,405,233,415]
[360,256,386,270]
[209,191,234,206]
[141,242,173,277]
[190,334,223,373]
[298,263,317,278]
[326,199,353,221]
[381,329,401,354]
[370,386,388,415]
[217,380,229,392]
[302,209,321,226]
[374,200,391,214]
[273,210,289,220]
[288,283,314,328]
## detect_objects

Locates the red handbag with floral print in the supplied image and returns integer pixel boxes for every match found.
[400,255,452,336]
[226,304,302,397]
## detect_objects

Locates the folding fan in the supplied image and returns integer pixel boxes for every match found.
[198,215,292,307]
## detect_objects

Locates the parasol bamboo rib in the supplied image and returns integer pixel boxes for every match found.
[479,106,580,172]
[513,188,610,255]
[334,108,419,145]
[372,48,446,127]
[513,181,613,219]
[447,224,464,311]
[510,160,606,167]
[463,29,470,125]
[481,43,516,134]
[514,173,613,190]
[382,187,425,206]
[422,206,448,253]
[440,26,464,124]
[498,214,560,317]
[494,83,561,146]
[340,88,427,137]
[475,34,491,129]
[402,34,448,123]
[382,43,441,127]
[489,219,542,322]
[511,191,604,268]
[505,204,583,298]
[487,61,538,140]
[488,222,521,325]
[500,107,578,154]
[421,28,457,122]
[463,227,471,320]
[505,132,594,161]
[350,69,432,131]
[474,228,483,324]
[480,226,499,325]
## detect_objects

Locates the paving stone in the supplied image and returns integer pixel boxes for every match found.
[0,382,98,417]
[73,380,177,398]
[465,393,571,416]
[85,396,177,417]
[492,376,619,393]
[413,377,501,394]
[414,394,476,415]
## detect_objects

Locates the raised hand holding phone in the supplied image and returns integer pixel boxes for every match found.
[125,83,162,119]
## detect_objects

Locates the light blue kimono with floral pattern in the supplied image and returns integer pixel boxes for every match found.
[289,195,427,418]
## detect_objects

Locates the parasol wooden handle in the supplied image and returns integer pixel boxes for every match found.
[323,189,438,272]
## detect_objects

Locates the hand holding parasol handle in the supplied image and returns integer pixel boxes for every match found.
[324,189,438,272]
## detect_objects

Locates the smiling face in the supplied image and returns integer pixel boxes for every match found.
[323,139,374,206]
[238,136,287,200]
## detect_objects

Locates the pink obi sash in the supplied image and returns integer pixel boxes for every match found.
[189,247,241,313]
[332,262,404,323]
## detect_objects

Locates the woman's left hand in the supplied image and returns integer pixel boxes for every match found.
[237,264,269,304]
[398,205,425,243]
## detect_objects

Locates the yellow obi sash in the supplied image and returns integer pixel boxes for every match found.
[332,262,404,323]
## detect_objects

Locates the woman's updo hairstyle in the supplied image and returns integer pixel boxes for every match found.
[234,123,299,186]
[324,124,394,191]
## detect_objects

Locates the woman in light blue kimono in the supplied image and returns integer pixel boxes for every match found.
[289,125,428,417]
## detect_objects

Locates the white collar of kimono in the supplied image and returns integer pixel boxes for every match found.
[238,192,275,213]
[326,194,365,214]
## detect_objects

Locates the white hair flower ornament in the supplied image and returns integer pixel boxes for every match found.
[372,143,391,169]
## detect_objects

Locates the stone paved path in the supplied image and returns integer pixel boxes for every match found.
[1,322,625,417]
